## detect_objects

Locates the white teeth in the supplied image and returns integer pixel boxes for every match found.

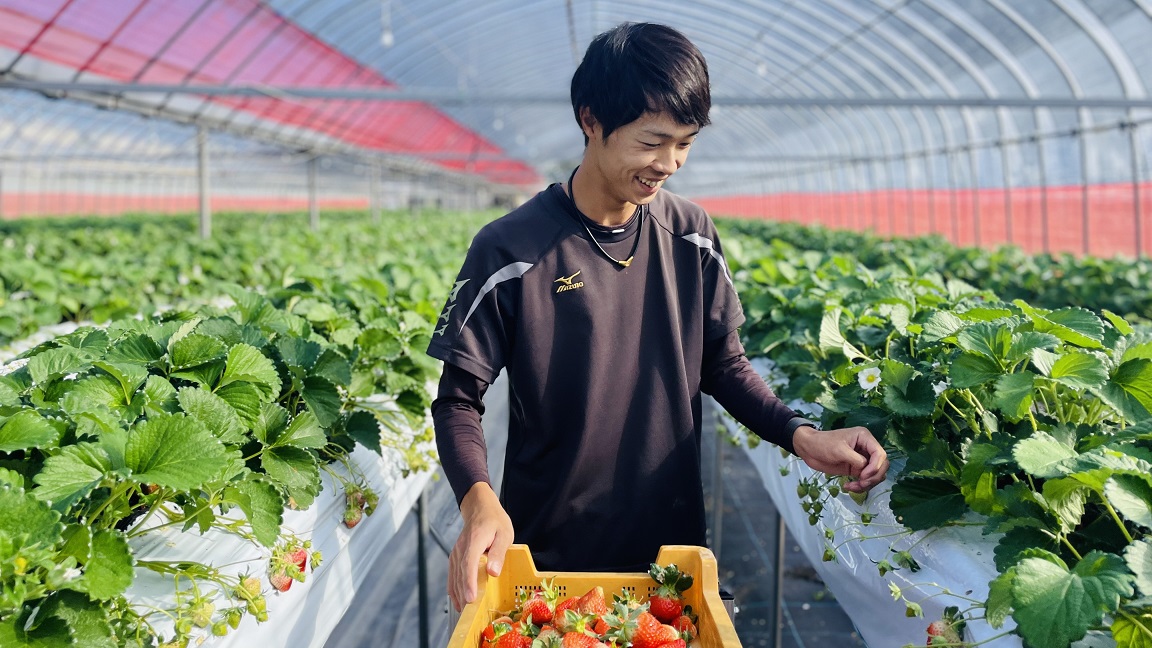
[639,178,659,188]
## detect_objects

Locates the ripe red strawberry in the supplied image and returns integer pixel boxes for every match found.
[592,617,608,635]
[288,546,308,573]
[561,631,605,648]
[552,598,579,631]
[576,586,609,617]
[647,564,693,624]
[481,618,513,648]
[671,613,696,639]
[631,612,681,648]
[518,578,559,625]
[654,640,685,648]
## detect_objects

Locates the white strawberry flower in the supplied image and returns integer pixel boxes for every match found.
[858,367,882,391]
[933,380,949,396]
[61,567,82,582]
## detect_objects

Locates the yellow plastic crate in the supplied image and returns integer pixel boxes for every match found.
[447,544,742,648]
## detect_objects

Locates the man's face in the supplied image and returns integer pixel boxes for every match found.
[582,110,699,207]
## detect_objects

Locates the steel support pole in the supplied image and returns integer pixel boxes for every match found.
[308,156,320,231]
[970,146,981,247]
[1001,141,1014,247]
[197,125,211,239]
[1037,134,1050,254]
[1130,120,1144,258]
[1079,127,1091,256]
[418,489,430,648]
[710,417,724,564]
[370,160,382,224]
[773,511,786,648]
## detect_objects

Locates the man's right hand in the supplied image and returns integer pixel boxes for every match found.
[449,482,515,612]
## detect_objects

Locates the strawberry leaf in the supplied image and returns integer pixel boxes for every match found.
[994,524,1061,572]
[261,446,321,509]
[78,529,135,601]
[224,475,284,548]
[276,336,321,371]
[219,343,282,400]
[1041,477,1089,534]
[949,352,1002,388]
[142,375,179,417]
[1011,550,1134,648]
[104,333,164,365]
[1111,609,1152,648]
[32,443,110,512]
[1102,310,1135,336]
[0,409,62,452]
[921,311,964,342]
[213,384,261,433]
[985,566,1016,629]
[168,333,226,371]
[313,348,352,386]
[177,386,248,445]
[35,591,116,648]
[251,403,290,446]
[957,322,1013,362]
[1014,431,1077,478]
[274,411,326,450]
[302,376,341,427]
[889,474,966,530]
[92,361,148,402]
[0,613,73,646]
[960,444,1003,515]
[1097,359,1152,422]
[1049,351,1109,391]
[1104,473,1152,529]
[27,347,91,385]
[125,414,232,490]
[992,371,1035,421]
[0,381,18,407]
[343,410,382,454]
[0,484,63,549]
[1008,332,1061,366]
[1126,538,1152,597]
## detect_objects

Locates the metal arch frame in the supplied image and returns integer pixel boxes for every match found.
[742,0,924,212]
[986,0,1094,252]
[770,0,954,213]
[659,0,866,190]
[1049,0,1149,256]
[755,0,946,214]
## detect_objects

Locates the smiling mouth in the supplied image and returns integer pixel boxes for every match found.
[638,177,662,188]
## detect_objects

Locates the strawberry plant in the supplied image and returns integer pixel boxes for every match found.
[0,280,442,645]
[721,222,1152,648]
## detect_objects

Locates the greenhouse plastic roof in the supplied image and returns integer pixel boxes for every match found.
[1,0,1151,194]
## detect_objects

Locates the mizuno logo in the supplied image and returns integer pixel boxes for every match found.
[554,270,584,294]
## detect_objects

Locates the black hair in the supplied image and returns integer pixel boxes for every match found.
[570,23,711,144]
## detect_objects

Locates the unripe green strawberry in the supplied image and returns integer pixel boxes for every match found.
[212,621,229,637]
[226,609,242,629]
[189,600,214,628]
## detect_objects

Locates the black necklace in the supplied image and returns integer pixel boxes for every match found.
[566,168,644,268]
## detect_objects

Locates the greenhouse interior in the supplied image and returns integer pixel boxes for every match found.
[1,1,1150,647]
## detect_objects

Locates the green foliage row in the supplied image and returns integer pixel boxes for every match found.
[0,210,497,646]
[723,223,1152,648]
[718,219,1152,324]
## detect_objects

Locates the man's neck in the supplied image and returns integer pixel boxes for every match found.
[569,166,636,228]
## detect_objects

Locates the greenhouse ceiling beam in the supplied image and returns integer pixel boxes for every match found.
[6,80,1149,109]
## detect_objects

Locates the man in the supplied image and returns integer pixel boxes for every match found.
[428,22,888,612]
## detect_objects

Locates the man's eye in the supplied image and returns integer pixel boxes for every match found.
[640,142,659,147]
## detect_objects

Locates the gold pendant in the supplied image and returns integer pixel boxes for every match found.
[619,257,633,268]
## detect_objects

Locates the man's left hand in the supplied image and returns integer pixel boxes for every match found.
[791,425,889,492]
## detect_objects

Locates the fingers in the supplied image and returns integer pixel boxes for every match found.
[486,527,513,578]
[448,543,463,612]
[837,427,889,492]
[459,530,487,608]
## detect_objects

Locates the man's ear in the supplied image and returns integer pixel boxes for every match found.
[578,106,600,141]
